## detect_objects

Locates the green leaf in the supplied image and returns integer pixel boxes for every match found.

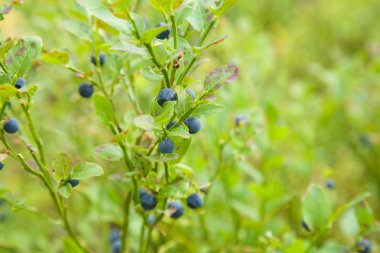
[62,236,86,253]
[154,101,176,126]
[111,130,129,143]
[174,163,193,177]
[111,40,148,57]
[145,153,179,162]
[210,0,240,18]
[140,66,164,81]
[92,94,115,125]
[52,153,72,180]
[63,20,92,41]
[204,65,239,91]
[302,184,332,231]
[141,25,170,43]
[133,114,155,131]
[149,0,185,14]
[168,127,190,139]
[355,201,375,229]
[174,85,190,117]
[5,36,43,78]
[0,38,15,59]
[187,0,209,31]
[170,138,191,164]
[72,162,104,179]
[191,102,224,117]
[58,184,72,199]
[0,84,18,104]
[42,50,70,65]
[94,144,123,161]
[159,180,189,198]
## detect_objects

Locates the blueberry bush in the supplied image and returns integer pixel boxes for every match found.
[0,0,380,253]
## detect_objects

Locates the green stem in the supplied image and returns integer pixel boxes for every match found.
[144,227,153,253]
[170,14,178,50]
[164,162,169,184]
[120,192,132,253]
[139,222,146,253]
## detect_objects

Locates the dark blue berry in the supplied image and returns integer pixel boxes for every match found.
[112,239,121,253]
[147,214,156,225]
[0,163,4,170]
[168,201,184,219]
[68,179,80,187]
[186,89,195,100]
[235,115,247,127]
[184,117,201,134]
[187,193,204,209]
[166,121,177,130]
[90,54,97,66]
[108,228,120,243]
[156,23,170,40]
[15,78,25,89]
[3,118,19,134]
[326,179,335,189]
[139,188,148,199]
[78,83,94,98]
[157,88,177,106]
[357,239,371,253]
[159,138,174,154]
[99,51,106,66]
[141,193,157,211]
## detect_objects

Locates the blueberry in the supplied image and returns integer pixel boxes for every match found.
[326,179,335,189]
[109,228,120,243]
[147,214,156,225]
[0,163,4,170]
[99,51,106,66]
[301,220,312,232]
[139,188,148,199]
[112,239,121,253]
[167,201,184,219]
[157,88,177,106]
[3,118,19,134]
[357,239,371,253]
[166,121,177,130]
[186,193,204,209]
[186,89,195,100]
[78,83,94,98]
[184,117,201,134]
[159,138,174,154]
[235,115,247,127]
[155,23,170,40]
[68,179,80,187]
[90,54,97,66]
[15,78,25,89]
[140,193,157,211]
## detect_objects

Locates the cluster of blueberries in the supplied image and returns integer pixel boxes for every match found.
[139,189,204,220]
[157,88,201,154]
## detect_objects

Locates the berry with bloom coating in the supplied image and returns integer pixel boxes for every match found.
[68,179,80,187]
[235,115,247,127]
[147,214,156,225]
[108,228,120,243]
[78,83,94,98]
[157,88,177,106]
[168,201,184,219]
[187,193,204,209]
[141,193,157,211]
[3,118,19,134]
[139,189,147,199]
[159,138,174,154]
[99,52,106,66]
[184,117,201,134]
[0,163,4,170]
[156,23,170,40]
[112,239,121,253]
[326,179,335,189]
[15,78,25,89]
[357,239,371,253]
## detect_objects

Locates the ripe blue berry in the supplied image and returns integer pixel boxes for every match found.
[140,193,157,211]
[168,201,184,219]
[187,193,204,209]
[186,89,195,100]
[159,138,174,154]
[147,214,156,225]
[99,51,106,66]
[108,228,120,243]
[90,54,97,66]
[184,117,201,134]
[156,23,170,40]
[157,88,177,106]
[68,179,80,187]
[112,239,121,253]
[0,163,4,170]
[15,78,25,89]
[78,83,94,98]
[326,179,335,189]
[235,115,247,127]
[357,239,371,253]
[3,118,19,134]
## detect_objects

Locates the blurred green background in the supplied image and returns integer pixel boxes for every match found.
[0,0,379,252]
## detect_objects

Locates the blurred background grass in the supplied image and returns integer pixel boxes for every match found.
[0,0,380,252]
